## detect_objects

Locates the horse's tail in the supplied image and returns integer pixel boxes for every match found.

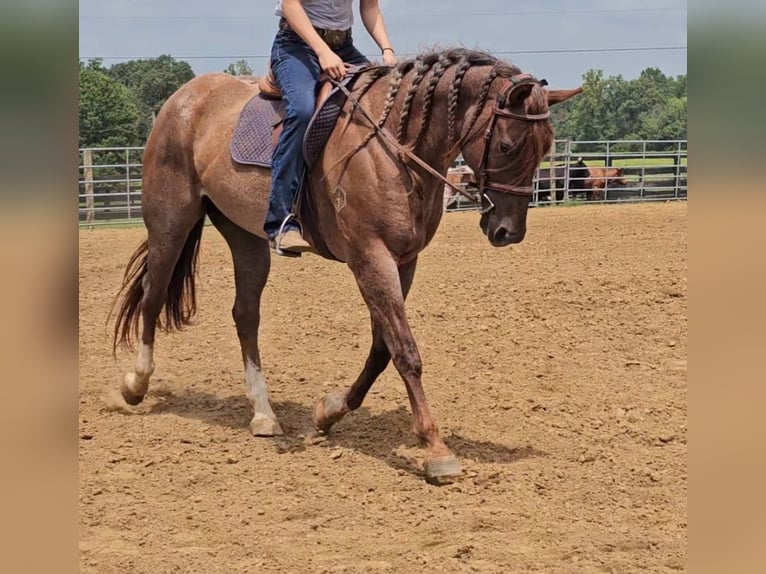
[110,218,205,353]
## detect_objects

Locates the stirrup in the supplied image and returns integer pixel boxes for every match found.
[271,214,302,257]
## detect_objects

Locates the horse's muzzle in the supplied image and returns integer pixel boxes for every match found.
[489,225,525,247]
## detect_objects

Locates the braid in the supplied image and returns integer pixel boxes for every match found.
[353,63,411,153]
[396,58,430,143]
[331,50,518,169]
[351,67,387,101]
[447,57,471,146]
[377,63,410,128]
[413,54,453,146]
[461,64,500,144]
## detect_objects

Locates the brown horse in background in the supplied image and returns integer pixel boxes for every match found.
[110,48,581,483]
[585,166,627,200]
[443,165,476,210]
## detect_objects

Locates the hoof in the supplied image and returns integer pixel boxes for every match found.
[313,391,349,434]
[120,373,146,406]
[424,455,462,485]
[250,414,284,437]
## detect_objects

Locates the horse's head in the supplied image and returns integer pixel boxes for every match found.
[610,167,627,187]
[461,77,581,247]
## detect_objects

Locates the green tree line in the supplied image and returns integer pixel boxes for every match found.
[550,68,686,142]
[79,56,195,148]
[79,56,686,149]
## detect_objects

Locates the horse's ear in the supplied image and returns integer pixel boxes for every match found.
[546,87,583,106]
[506,83,535,108]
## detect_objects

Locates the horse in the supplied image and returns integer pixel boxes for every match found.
[443,165,476,210]
[568,157,590,198]
[584,165,627,201]
[534,156,592,203]
[534,165,567,203]
[110,47,582,484]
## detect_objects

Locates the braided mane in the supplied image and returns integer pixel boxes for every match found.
[354,48,525,148]
[330,48,551,189]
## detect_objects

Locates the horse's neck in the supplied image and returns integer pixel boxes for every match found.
[407,66,494,176]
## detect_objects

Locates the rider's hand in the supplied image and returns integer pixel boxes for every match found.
[318,48,346,80]
[382,50,397,67]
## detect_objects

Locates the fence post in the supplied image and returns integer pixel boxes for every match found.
[83,149,95,226]
[674,141,682,199]
[126,148,132,222]
[639,140,646,200]
[604,140,610,202]
[549,139,557,205]
[563,139,571,202]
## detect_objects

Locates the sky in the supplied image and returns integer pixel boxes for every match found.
[78,0,687,88]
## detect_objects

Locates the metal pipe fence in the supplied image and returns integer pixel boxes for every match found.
[444,139,687,211]
[79,147,145,226]
[530,139,687,205]
[79,140,687,226]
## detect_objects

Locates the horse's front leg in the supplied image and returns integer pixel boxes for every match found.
[337,249,461,483]
[314,258,418,431]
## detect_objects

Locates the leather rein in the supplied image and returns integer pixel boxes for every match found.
[329,70,550,214]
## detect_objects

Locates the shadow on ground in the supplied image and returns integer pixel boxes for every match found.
[136,387,545,478]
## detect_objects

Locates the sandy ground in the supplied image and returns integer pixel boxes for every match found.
[79,201,687,573]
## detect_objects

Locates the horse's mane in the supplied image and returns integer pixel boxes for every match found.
[349,48,551,179]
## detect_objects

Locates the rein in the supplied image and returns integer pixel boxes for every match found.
[329,70,549,213]
[331,79,479,206]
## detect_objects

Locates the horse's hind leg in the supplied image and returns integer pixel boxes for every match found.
[313,258,417,432]
[208,206,282,436]
[116,167,205,405]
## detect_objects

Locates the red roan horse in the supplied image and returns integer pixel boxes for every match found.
[111,48,581,483]
[585,166,627,200]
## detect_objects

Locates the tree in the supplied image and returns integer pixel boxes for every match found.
[561,69,618,141]
[550,67,687,142]
[224,59,254,76]
[639,96,687,141]
[81,58,106,73]
[108,55,195,140]
[79,66,141,148]
[672,74,687,99]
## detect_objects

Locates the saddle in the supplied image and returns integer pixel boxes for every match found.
[231,64,364,168]
[230,64,369,261]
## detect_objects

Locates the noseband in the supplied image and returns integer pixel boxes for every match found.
[476,74,550,214]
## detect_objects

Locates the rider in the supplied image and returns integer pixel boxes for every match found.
[265,0,398,255]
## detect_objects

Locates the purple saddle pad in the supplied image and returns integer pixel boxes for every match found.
[230,96,284,168]
[230,73,360,169]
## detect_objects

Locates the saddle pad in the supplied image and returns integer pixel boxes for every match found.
[302,89,346,168]
[230,73,360,168]
[230,95,285,167]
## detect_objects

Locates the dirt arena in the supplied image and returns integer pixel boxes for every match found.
[79,202,687,574]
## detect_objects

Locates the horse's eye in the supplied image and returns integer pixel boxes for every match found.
[499,142,512,155]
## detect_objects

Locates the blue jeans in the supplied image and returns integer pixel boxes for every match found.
[264,29,369,238]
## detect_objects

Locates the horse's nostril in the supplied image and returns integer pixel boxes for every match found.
[493,227,514,245]
[493,226,524,245]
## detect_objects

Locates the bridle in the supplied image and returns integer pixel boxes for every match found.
[474,73,550,214]
[330,70,550,214]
